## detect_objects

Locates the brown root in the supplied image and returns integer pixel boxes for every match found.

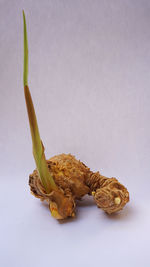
[86,172,129,214]
[29,154,129,219]
[47,154,90,199]
[29,170,75,219]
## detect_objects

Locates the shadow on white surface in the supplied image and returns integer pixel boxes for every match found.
[39,194,134,223]
[103,205,134,221]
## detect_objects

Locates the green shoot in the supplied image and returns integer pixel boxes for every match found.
[23,10,57,193]
[23,10,28,87]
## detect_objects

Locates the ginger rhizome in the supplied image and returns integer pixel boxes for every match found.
[23,11,129,220]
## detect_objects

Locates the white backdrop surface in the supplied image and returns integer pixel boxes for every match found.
[0,1,150,266]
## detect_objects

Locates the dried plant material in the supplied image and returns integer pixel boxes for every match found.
[29,154,129,217]
[86,172,129,214]
[23,12,129,220]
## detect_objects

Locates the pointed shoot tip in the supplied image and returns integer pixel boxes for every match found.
[23,10,28,87]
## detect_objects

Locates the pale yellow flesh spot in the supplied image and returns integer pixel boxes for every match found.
[114,197,121,205]
[92,191,95,196]
[72,212,75,218]
[49,202,63,219]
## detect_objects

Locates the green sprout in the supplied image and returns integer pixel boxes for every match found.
[23,10,57,193]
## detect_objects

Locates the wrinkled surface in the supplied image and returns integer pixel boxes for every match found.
[48,154,90,198]
[86,172,129,214]
[29,154,129,218]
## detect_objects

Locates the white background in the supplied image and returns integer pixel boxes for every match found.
[0,0,150,266]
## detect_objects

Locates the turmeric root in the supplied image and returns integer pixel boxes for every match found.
[29,154,129,218]
[23,11,129,220]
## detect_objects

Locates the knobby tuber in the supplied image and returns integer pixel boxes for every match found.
[23,11,129,220]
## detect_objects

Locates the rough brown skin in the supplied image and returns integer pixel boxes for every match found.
[29,154,129,219]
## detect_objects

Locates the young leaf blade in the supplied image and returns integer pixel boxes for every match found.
[23,11,57,193]
[23,10,28,87]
